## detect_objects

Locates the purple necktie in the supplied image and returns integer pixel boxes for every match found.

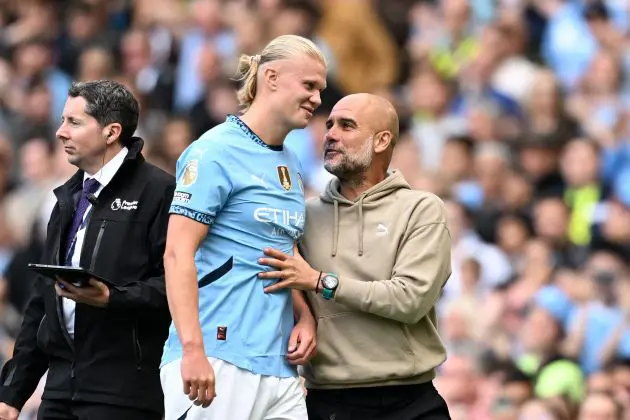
[64,178,100,266]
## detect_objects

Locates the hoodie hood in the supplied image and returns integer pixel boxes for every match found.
[320,170,411,257]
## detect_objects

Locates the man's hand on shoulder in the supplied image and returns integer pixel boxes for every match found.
[55,278,110,308]
[0,402,19,420]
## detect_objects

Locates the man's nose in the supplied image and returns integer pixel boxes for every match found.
[56,125,68,141]
[310,90,321,109]
[324,128,341,144]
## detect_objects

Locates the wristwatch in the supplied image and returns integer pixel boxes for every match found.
[320,273,339,300]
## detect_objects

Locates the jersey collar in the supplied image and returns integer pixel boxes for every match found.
[226,114,284,151]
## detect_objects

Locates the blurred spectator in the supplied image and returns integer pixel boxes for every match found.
[12,77,55,147]
[267,0,336,76]
[436,347,488,419]
[566,49,626,148]
[450,23,522,130]
[533,0,598,91]
[2,138,54,248]
[0,207,13,277]
[439,135,476,195]
[316,0,399,94]
[563,250,629,374]
[425,0,478,81]
[11,37,71,126]
[120,28,175,111]
[490,11,538,107]
[560,138,607,247]
[519,398,570,420]
[173,0,237,111]
[578,392,622,420]
[518,297,585,403]
[409,68,467,171]
[76,45,116,82]
[0,135,14,201]
[148,115,193,175]
[443,199,513,307]
[523,69,579,141]
[56,0,116,77]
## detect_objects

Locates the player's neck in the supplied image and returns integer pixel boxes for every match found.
[240,107,289,147]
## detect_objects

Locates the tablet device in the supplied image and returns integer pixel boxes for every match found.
[27,264,111,288]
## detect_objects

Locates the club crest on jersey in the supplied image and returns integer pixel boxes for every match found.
[181,159,199,186]
[277,165,292,191]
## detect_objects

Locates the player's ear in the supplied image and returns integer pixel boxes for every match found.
[264,66,279,91]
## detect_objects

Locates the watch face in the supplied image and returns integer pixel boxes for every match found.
[322,275,338,289]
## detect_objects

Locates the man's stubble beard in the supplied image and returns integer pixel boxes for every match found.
[324,136,374,188]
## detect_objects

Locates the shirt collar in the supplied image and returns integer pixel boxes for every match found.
[226,114,284,151]
[84,147,129,188]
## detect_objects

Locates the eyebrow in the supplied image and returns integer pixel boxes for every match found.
[326,117,357,127]
[61,115,82,122]
[305,78,327,90]
[339,117,357,126]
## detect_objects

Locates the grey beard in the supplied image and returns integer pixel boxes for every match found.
[324,136,374,186]
[337,170,368,188]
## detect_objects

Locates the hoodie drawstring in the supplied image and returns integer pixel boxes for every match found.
[324,170,406,258]
[358,195,364,256]
[332,199,339,257]
[331,196,365,257]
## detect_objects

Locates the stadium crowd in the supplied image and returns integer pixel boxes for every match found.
[0,0,629,418]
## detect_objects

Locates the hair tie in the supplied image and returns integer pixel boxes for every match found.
[250,54,261,65]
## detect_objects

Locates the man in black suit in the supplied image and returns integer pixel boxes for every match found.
[0,80,175,420]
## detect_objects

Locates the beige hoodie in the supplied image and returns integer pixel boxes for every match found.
[299,170,452,389]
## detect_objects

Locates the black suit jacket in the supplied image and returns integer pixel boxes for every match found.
[0,137,175,413]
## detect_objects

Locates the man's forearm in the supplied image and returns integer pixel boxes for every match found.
[333,223,451,324]
[107,274,168,311]
[165,252,204,353]
[292,290,314,323]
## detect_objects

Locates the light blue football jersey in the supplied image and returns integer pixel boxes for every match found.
[161,115,306,378]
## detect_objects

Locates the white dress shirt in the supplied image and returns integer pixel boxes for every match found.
[64,147,128,338]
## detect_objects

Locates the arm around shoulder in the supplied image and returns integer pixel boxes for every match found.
[334,194,452,324]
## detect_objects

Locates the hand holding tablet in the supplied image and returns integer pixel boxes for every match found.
[27,264,112,288]
[27,264,113,308]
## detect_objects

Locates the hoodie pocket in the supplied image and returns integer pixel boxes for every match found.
[312,312,415,385]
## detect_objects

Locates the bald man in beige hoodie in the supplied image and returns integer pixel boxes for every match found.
[258,93,452,420]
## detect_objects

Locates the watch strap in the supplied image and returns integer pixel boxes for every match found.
[322,287,335,300]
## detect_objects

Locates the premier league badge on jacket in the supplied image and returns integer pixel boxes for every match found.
[276,165,292,191]
[181,159,199,186]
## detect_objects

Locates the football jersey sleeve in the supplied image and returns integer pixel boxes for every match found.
[169,141,233,225]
